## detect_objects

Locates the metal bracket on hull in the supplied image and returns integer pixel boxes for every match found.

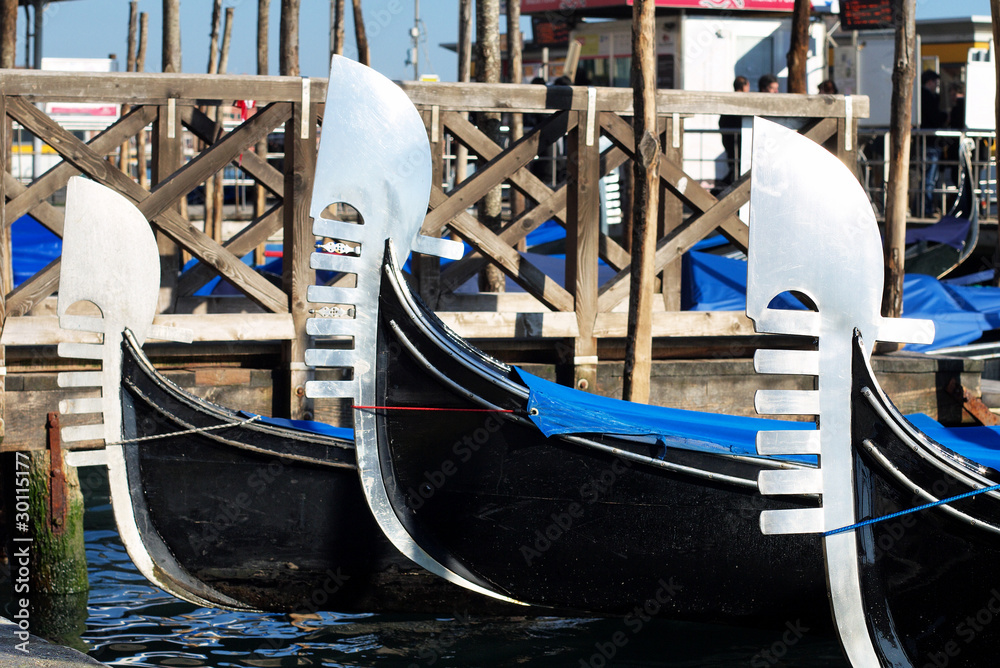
[303,57,523,606]
[746,119,934,668]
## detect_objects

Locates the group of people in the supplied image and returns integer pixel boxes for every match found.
[718,73,835,187]
[719,71,965,215]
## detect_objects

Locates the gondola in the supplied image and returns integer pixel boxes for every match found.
[743,120,1000,667]
[57,177,520,615]
[904,136,980,278]
[303,57,1000,637]
[59,55,1000,660]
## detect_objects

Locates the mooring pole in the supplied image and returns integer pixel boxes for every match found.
[881,0,916,318]
[19,414,89,648]
[622,0,658,403]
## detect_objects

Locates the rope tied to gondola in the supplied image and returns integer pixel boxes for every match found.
[823,482,1000,537]
[105,414,263,446]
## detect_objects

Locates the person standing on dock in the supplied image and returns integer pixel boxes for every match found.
[719,75,749,187]
[920,69,947,216]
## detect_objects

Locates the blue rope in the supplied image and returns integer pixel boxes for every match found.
[823,482,1000,537]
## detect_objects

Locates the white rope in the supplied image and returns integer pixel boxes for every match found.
[105,414,262,446]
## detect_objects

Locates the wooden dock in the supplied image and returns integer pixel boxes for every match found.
[0,70,866,432]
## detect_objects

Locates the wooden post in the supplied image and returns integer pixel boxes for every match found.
[506,0,525,251]
[280,0,300,77]
[0,0,16,69]
[659,114,682,311]
[991,3,1000,287]
[10,415,89,648]
[455,0,472,185]
[255,0,270,266]
[622,0,658,403]
[162,0,181,73]
[208,0,222,76]
[881,0,916,319]
[0,88,6,449]
[0,86,11,306]
[281,89,316,419]
[210,7,234,245]
[204,0,223,243]
[786,0,810,94]
[351,0,369,66]
[331,0,345,57]
[119,1,138,174]
[476,0,504,292]
[136,11,149,189]
[566,110,601,393]
[153,101,183,313]
[417,109,444,307]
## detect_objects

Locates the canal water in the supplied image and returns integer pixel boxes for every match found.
[42,470,852,666]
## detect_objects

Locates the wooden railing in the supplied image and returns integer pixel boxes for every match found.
[0,70,867,415]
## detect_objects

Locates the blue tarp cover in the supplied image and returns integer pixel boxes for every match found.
[515,366,817,464]
[905,216,971,250]
[238,411,355,440]
[683,250,1000,352]
[516,367,1000,471]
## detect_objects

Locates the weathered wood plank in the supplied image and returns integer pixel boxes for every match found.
[0,313,295,345]
[5,105,159,223]
[438,311,580,338]
[0,71,867,118]
[598,173,751,313]
[596,311,757,338]
[7,97,289,313]
[567,111,601,391]
[176,204,283,296]
[659,115,683,311]
[430,186,575,312]
[5,258,60,318]
[422,111,576,235]
[144,102,290,216]
[402,80,870,118]
[435,309,757,339]
[181,105,285,195]
[281,98,318,419]
[443,110,565,221]
[0,70,328,105]
[601,112,750,250]
[3,172,66,237]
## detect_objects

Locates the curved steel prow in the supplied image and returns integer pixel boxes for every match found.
[55,177,245,610]
[302,57,516,604]
[746,119,933,667]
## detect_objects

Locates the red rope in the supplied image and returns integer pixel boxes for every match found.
[352,405,514,413]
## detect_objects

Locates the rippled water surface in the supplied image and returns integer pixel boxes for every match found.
[65,473,851,666]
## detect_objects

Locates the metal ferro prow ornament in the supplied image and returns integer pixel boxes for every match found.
[300,57,522,603]
[746,118,934,667]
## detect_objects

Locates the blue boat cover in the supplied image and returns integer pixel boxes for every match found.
[238,411,355,441]
[904,216,971,250]
[515,367,817,464]
[682,250,1000,352]
[516,368,1000,472]
[12,216,61,287]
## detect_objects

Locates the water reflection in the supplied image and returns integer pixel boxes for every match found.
[80,483,848,667]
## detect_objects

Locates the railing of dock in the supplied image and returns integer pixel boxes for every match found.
[0,70,865,415]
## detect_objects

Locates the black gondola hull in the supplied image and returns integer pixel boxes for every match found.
[370,260,830,622]
[851,336,1000,665]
